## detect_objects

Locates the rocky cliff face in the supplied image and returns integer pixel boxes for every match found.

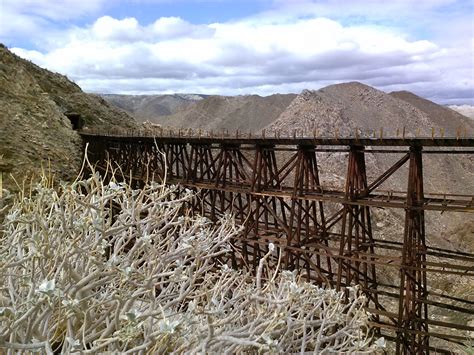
[0,44,137,194]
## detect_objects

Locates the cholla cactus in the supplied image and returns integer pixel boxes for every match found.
[0,172,383,354]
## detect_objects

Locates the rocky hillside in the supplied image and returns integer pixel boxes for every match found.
[0,44,137,194]
[153,94,296,131]
[268,82,474,137]
[101,94,207,122]
[390,90,473,131]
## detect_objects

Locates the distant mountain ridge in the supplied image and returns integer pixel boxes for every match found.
[102,85,473,136]
[154,94,298,131]
[101,93,297,132]
[100,94,208,122]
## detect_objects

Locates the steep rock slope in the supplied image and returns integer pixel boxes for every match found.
[101,94,207,122]
[155,94,297,131]
[0,44,137,193]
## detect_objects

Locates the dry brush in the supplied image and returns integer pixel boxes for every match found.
[0,171,384,353]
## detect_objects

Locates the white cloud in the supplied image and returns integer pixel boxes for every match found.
[12,16,442,85]
[151,17,215,39]
[92,16,142,41]
[3,0,473,103]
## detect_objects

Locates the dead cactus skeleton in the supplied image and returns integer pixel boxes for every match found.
[0,171,384,353]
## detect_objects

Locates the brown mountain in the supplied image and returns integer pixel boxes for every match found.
[0,44,137,194]
[268,82,474,137]
[100,94,208,122]
[390,90,473,132]
[155,94,296,131]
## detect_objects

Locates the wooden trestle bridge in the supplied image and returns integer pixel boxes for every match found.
[81,130,474,354]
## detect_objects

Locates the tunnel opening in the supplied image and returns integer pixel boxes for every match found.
[66,112,85,130]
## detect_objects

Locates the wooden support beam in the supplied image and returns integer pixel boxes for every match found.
[396,146,429,354]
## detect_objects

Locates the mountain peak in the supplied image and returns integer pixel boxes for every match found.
[269,82,473,137]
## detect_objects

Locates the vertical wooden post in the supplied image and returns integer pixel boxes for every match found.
[337,146,379,310]
[287,145,330,284]
[396,145,428,354]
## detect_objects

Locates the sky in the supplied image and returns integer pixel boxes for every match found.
[1,0,473,104]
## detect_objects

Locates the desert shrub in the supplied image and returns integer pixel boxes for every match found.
[0,172,383,353]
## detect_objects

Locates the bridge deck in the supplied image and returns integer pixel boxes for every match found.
[80,132,474,147]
